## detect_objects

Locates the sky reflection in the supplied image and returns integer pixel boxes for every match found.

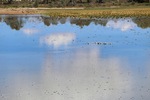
[106,18,137,31]
[0,15,150,100]
[22,28,39,36]
[0,48,150,100]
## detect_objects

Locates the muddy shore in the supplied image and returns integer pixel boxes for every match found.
[0,8,38,14]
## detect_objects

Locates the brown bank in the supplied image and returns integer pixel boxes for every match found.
[0,8,38,14]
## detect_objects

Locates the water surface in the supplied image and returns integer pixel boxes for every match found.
[0,15,150,100]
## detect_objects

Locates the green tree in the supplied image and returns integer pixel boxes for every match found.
[7,0,13,4]
[42,16,51,26]
[79,0,82,2]
[42,0,49,4]
[59,18,67,24]
[0,16,2,22]
[67,0,76,6]
[70,18,91,28]
[87,0,91,3]
[94,19,108,26]
[133,17,150,29]
[33,0,39,7]
[3,16,24,30]
[96,0,103,3]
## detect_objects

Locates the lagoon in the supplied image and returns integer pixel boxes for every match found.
[0,15,150,100]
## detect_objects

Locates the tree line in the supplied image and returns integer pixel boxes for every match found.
[0,0,149,6]
[0,15,150,30]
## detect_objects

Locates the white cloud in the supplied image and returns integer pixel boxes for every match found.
[40,33,76,48]
[22,28,39,35]
[106,19,137,31]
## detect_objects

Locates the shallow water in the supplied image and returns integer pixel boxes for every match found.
[0,15,150,100]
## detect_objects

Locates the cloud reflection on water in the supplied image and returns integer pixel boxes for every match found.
[106,19,137,31]
[40,33,76,48]
[22,28,39,35]
[1,48,137,100]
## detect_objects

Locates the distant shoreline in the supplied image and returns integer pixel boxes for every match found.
[0,7,150,18]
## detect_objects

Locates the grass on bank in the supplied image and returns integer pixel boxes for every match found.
[38,7,150,18]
